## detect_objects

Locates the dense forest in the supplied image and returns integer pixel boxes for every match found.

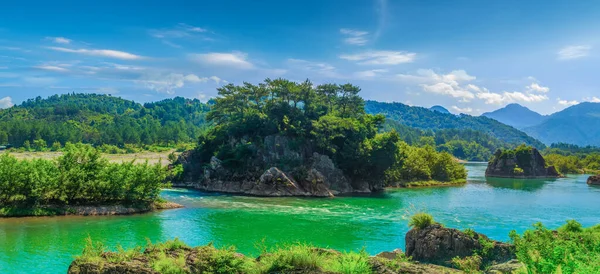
[0,93,210,148]
[542,143,600,174]
[194,79,466,185]
[366,101,546,149]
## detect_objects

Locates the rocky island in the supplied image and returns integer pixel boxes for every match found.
[485,145,561,178]
[588,175,600,186]
[172,79,466,197]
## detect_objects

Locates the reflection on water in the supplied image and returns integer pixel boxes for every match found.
[1,162,599,273]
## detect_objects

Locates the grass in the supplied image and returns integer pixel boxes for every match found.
[0,206,63,217]
[408,213,435,229]
[1,149,175,166]
[394,179,467,188]
[510,220,600,274]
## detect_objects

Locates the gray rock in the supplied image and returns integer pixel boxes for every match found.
[375,249,404,260]
[486,148,561,178]
[405,224,515,266]
[486,259,524,274]
[588,175,600,186]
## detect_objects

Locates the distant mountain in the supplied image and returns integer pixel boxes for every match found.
[365,101,546,149]
[430,105,450,114]
[523,102,600,146]
[481,103,546,129]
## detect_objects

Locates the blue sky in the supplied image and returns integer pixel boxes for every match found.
[1,0,600,115]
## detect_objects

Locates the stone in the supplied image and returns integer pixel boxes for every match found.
[375,249,404,260]
[405,224,515,266]
[486,147,561,178]
[588,175,600,186]
[486,259,525,274]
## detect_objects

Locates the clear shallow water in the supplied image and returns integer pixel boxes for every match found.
[1,163,599,273]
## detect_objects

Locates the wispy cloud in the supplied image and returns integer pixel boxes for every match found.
[190,52,254,69]
[47,47,145,60]
[287,58,341,78]
[557,45,591,60]
[477,91,548,105]
[451,105,473,113]
[340,50,416,65]
[374,0,388,39]
[557,98,579,106]
[33,65,69,72]
[340,28,369,46]
[149,23,207,39]
[0,96,13,109]
[526,82,549,93]
[354,69,387,79]
[585,96,600,103]
[46,37,72,44]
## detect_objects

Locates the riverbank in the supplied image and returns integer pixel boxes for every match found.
[0,150,176,166]
[387,179,467,188]
[0,200,183,217]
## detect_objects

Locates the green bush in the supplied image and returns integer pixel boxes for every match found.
[451,255,482,273]
[510,221,600,274]
[408,213,434,229]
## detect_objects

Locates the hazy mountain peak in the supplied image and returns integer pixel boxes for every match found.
[482,104,545,129]
[430,105,450,114]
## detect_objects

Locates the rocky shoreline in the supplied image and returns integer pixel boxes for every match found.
[67,222,524,274]
[0,201,183,217]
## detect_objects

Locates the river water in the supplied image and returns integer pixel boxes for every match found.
[1,163,599,273]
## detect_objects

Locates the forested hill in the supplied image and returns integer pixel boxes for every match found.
[0,93,210,147]
[365,101,546,149]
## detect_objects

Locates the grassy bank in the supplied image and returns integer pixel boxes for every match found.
[0,199,182,217]
[68,238,459,274]
[1,149,176,166]
[388,179,467,188]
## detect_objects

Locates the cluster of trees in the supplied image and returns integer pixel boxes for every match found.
[0,94,210,148]
[539,143,600,174]
[196,79,466,183]
[0,143,168,207]
[385,120,507,161]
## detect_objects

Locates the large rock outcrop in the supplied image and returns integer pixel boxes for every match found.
[486,147,561,178]
[588,175,600,186]
[405,224,515,266]
[173,135,381,197]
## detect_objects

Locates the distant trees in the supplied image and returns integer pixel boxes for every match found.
[0,93,210,148]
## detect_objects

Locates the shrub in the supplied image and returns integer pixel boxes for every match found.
[451,255,482,273]
[408,213,434,229]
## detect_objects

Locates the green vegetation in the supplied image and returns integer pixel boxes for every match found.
[0,143,169,215]
[542,143,600,174]
[71,238,393,274]
[451,255,482,273]
[0,94,209,149]
[365,101,546,149]
[510,220,600,274]
[195,79,466,185]
[408,213,434,229]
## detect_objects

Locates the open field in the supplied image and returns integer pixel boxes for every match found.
[1,150,176,166]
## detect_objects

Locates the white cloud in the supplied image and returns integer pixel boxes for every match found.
[526,82,549,93]
[557,98,579,106]
[477,91,548,105]
[584,96,600,103]
[557,45,592,60]
[33,65,69,72]
[0,96,13,109]
[354,69,387,78]
[149,23,207,39]
[190,52,254,69]
[340,28,369,46]
[287,58,341,78]
[46,37,71,44]
[47,47,145,60]
[451,106,473,113]
[340,50,416,65]
[396,69,477,101]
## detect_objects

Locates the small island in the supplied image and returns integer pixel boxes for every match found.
[486,145,562,178]
[588,175,600,186]
[0,143,181,217]
[173,79,467,197]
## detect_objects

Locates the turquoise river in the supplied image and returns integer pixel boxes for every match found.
[1,163,599,273]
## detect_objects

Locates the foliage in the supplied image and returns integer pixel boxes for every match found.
[365,101,546,149]
[73,239,377,274]
[510,221,600,274]
[194,79,465,184]
[451,255,482,273]
[408,213,434,229]
[0,93,210,148]
[0,143,168,208]
[543,146,600,174]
